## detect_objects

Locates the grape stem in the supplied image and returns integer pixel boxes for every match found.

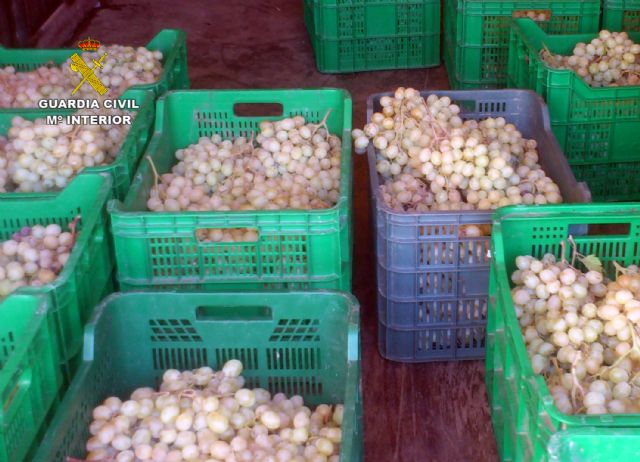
[311,108,332,135]
[68,124,83,144]
[570,351,585,409]
[248,131,256,157]
[145,155,160,197]
[614,261,639,279]
[568,235,579,268]
[560,240,567,265]
[68,214,81,246]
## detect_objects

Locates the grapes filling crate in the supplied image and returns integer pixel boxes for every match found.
[0,88,155,200]
[33,291,363,462]
[110,89,353,291]
[508,18,640,201]
[366,89,590,362]
[0,173,114,375]
[487,203,640,461]
[0,29,189,104]
[443,0,600,89]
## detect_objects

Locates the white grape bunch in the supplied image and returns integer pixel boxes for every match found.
[0,111,132,192]
[542,30,640,87]
[0,45,163,108]
[81,360,344,462]
[352,88,562,212]
[510,239,640,415]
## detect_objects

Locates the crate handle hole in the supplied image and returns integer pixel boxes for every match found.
[570,223,631,237]
[195,227,259,244]
[196,305,273,321]
[233,103,283,118]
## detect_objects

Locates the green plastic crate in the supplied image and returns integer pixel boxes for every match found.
[0,173,113,374]
[303,0,440,73]
[33,290,363,462]
[487,203,640,461]
[0,29,188,104]
[507,18,640,201]
[603,0,640,31]
[0,294,62,462]
[443,0,600,88]
[110,89,353,291]
[0,88,154,200]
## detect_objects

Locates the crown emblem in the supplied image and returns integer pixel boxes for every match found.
[77,37,101,52]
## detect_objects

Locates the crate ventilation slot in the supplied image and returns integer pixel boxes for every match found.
[270,319,320,342]
[149,319,202,342]
[152,347,207,370]
[267,376,323,397]
[266,347,321,370]
[215,348,259,370]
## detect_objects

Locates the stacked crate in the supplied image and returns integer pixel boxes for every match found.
[487,204,640,461]
[0,30,189,460]
[508,18,640,201]
[109,89,354,291]
[603,0,640,31]
[0,173,114,462]
[303,0,440,72]
[443,0,600,88]
[0,24,365,458]
[32,291,362,461]
[366,89,589,362]
[0,77,363,462]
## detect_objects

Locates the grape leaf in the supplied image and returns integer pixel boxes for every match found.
[580,254,603,273]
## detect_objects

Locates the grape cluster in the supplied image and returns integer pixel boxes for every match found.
[0,221,78,300]
[0,112,132,192]
[83,360,344,462]
[352,88,562,212]
[511,251,640,414]
[542,30,640,87]
[0,45,163,108]
[147,114,341,215]
[69,46,163,98]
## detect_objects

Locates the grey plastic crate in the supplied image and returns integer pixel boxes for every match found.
[378,311,486,361]
[366,89,591,362]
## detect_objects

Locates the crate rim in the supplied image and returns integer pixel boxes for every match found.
[115,268,350,286]
[156,87,352,99]
[86,288,362,363]
[36,289,362,461]
[0,28,185,54]
[492,202,640,225]
[491,202,640,427]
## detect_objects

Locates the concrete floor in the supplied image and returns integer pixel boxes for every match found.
[71,1,499,461]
